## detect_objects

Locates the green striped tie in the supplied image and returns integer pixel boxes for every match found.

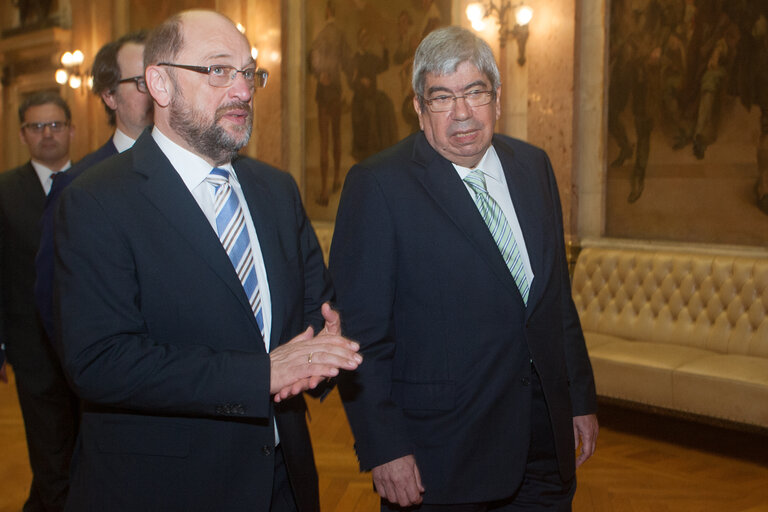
[464,169,530,304]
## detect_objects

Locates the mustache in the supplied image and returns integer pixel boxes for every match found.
[215,101,252,120]
[449,121,482,135]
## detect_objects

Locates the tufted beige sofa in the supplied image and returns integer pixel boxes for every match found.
[571,240,768,429]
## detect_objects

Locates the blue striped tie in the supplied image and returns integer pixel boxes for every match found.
[206,168,265,335]
[464,169,530,304]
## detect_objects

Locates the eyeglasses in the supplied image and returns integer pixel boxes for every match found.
[421,90,495,113]
[118,76,148,93]
[157,63,269,89]
[21,121,70,134]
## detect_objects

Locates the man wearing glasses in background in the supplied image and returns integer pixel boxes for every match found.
[36,30,153,341]
[331,26,598,510]
[53,10,361,511]
[0,91,77,512]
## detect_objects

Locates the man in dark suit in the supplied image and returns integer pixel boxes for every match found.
[0,91,78,512]
[35,30,152,338]
[54,10,361,511]
[330,26,599,511]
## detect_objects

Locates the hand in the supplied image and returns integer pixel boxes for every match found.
[573,413,599,468]
[372,455,425,507]
[0,360,7,384]
[270,305,361,402]
[320,302,341,336]
[273,303,347,401]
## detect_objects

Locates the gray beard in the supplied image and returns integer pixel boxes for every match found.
[169,96,253,166]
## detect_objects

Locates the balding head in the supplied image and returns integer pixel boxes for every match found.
[143,10,256,166]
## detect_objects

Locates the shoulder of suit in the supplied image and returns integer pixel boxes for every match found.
[69,142,115,176]
[0,162,34,186]
[234,155,295,185]
[352,133,421,174]
[66,149,137,195]
[492,133,548,160]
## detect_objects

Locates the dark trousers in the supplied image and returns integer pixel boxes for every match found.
[271,445,299,512]
[14,363,80,512]
[383,371,575,512]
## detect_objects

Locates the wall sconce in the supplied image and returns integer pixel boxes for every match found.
[466,1,533,66]
[55,50,88,89]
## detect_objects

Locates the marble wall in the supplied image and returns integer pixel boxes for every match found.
[525,0,577,238]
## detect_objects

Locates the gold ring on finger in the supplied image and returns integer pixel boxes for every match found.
[307,352,313,364]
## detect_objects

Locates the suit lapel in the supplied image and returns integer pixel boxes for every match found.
[493,137,548,313]
[132,133,264,338]
[410,134,524,303]
[17,163,46,242]
[21,162,46,208]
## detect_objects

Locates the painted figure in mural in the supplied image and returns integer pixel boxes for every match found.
[308,1,352,206]
[658,0,693,149]
[393,9,421,135]
[730,2,768,214]
[677,0,739,160]
[417,0,442,41]
[350,26,397,162]
[608,0,668,203]
[394,3,446,136]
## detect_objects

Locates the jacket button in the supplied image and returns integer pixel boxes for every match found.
[521,377,530,386]
[262,445,273,456]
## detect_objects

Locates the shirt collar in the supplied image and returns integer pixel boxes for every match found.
[112,128,137,153]
[451,145,503,185]
[151,126,234,192]
[30,159,72,190]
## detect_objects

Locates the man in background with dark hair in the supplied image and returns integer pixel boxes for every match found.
[35,30,153,338]
[0,91,77,512]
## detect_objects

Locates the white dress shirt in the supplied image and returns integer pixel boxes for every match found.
[452,145,535,288]
[112,127,137,154]
[31,160,72,195]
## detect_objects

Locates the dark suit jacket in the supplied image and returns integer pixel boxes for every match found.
[329,132,597,504]
[35,138,118,338]
[0,162,52,372]
[55,131,330,511]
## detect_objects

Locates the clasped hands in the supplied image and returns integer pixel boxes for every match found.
[270,303,361,402]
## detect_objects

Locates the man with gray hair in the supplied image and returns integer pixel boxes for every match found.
[331,26,598,510]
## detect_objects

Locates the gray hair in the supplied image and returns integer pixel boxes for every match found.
[412,26,500,98]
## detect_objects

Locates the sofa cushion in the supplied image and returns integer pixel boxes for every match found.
[585,336,714,409]
[673,355,768,427]
[583,331,616,351]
